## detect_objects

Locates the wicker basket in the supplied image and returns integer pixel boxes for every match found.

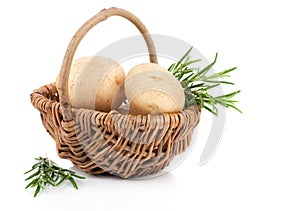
[30,7,201,178]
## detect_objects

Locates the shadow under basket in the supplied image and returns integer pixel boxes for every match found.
[30,7,201,178]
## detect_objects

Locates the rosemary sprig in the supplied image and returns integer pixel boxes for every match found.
[168,47,241,115]
[24,156,85,197]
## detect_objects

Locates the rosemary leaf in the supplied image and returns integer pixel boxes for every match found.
[168,47,241,115]
[68,177,78,190]
[34,185,41,198]
[25,171,39,181]
[24,157,85,197]
[25,178,39,189]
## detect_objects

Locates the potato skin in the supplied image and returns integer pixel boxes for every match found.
[95,65,125,112]
[127,63,166,78]
[130,89,181,115]
[125,65,185,115]
[57,56,125,112]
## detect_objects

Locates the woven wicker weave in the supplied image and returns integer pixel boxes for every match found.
[30,7,201,178]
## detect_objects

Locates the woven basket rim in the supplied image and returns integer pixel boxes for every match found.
[32,82,201,117]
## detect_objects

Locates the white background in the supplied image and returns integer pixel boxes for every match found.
[1,0,300,210]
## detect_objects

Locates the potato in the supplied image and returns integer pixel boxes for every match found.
[56,56,125,112]
[127,62,166,77]
[125,64,185,115]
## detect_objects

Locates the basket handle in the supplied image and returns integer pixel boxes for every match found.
[58,7,158,121]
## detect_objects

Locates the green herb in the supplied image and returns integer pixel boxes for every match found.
[168,47,241,115]
[24,156,85,197]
